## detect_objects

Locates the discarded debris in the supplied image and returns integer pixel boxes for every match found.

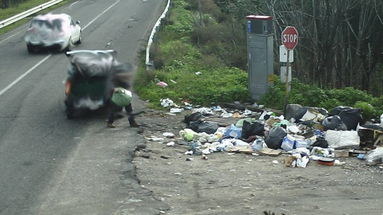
[166,142,175,147]
[160,98,176,108]
[366,147,383,164]
[156,81,168,88]
[150,100,383,169]
[163,132,175,138]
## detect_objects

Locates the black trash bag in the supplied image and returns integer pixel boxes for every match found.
[241,121,265,139]
[294,107,309,122]
[188,120,219,134]
[339,109,363,130]
[265,127,287,149]
[188,120,202,131]
[311,136,329,148]
[329,106,363,130]
[322,115,347,130]
[285,104,303,121]
[294,107,328,122]
[184,112,202,124]
[329,106,351,116]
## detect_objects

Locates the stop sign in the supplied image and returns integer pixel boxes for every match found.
[281,26,298,50]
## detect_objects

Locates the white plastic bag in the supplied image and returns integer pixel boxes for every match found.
[325,130,360,149]
[366,147,383,164]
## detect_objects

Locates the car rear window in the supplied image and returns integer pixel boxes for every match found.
[31,19,63,31]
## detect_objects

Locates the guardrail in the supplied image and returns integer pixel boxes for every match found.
[145,0,171,69]
[0,0,63,29]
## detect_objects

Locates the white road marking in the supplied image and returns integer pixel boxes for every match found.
[69,1,79,8]
[83,0,120,30]
[0,29,24,45]
[0,55,51,96]
[0,0,121,97]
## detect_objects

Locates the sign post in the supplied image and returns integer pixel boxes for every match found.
[281,26,298,115]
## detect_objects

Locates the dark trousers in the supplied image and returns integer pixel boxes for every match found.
[107,102,136,126]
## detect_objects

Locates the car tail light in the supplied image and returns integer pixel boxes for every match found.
[65,80,71,95]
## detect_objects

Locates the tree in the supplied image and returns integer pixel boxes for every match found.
[263,0,383,95]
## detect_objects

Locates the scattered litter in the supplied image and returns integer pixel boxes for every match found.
[334,150,349,158]
[322,115,347,130]
[224,124,242,139]
[296,155,310,168]
[325,130,360,149]
[195,72,202,75]
[156,81,168,88]
[163,132,175,138]
[170,108,183,113]
[357,153,366,160]
[146,136,165,142]
[166,142,175,147]
[233,112,242,118]
[160,98,175,108]
[241,121,264,139]
[366,147,383,164]
[251,139,265,151]
[179,129,197,141]
[193,107,214,115]
[189,121,219,134]
[357,124,383,148]
[334,160,346,166]
[311,147,334,159]
[221,112,233,118]
[227,145,253,154]
[145,102,382,170]
[317,157,335,166]
[259,148,282,156]
[265,127,286,149]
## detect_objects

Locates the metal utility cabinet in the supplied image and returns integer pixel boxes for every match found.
[246,15,274,100]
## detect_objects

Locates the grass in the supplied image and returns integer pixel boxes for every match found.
[0,0,73,35]
[134,0,252,108]
[0,0,50,20]
[134,0,383,120]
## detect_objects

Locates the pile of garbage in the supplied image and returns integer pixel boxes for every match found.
[151,99,383,167]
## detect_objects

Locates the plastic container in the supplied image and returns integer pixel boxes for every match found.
[317,157,335,166]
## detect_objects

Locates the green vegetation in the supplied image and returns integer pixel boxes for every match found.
[1,0,50,20]
[0,0,72,35]
[260,79,383,118]
[134,0,383,119]
[135,0,250,107]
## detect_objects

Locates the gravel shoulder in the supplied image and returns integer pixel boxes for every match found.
[132,108,383,215]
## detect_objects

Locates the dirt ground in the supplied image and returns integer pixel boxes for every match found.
[132,107,383,215]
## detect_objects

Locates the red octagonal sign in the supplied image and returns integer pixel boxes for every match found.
[281,26,298,50]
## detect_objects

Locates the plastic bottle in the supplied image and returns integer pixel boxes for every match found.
[251,139,264,151]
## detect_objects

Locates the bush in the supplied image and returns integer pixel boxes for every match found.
[354,101,376,120]
[260,78,383,116]
[326,87,373,106]
[259,79,285,110]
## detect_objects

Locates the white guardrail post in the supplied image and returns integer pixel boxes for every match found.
[0,0,63,29]
[145,0,171,70]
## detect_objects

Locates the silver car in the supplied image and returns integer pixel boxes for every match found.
[24,13,82,53]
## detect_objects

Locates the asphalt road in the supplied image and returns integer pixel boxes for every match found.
[0,0,167,214]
